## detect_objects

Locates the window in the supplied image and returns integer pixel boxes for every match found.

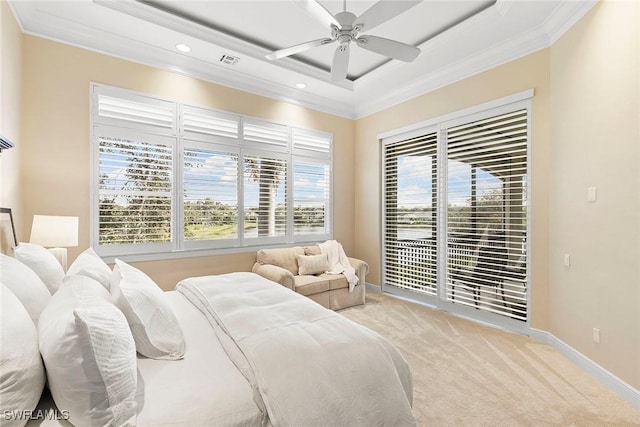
[91,84,332,258]
[382,93,530,327]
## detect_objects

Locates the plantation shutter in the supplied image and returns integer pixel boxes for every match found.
[182,107,239,142]
[183,144,239,247]
[242,119,288,151]
[92,83,334,257]
[97,133,173,249]
[292,128,331,157]
[95,89,175,134]
[243,153,288,242]
[446,109,528,320]
[383,131,438,296]
[292,161,330,238]
[292,129,331,239]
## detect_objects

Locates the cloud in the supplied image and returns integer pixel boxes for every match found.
[186,153,237,182]
[398,185,432,208]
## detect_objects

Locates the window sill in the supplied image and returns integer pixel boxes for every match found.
[98,238,331,264]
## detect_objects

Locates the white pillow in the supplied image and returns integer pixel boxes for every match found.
[111,259,185,360]
[0,285,46,427]
[0,253,51,325]
[297,253,330,276]
[15,242,65,293]
[67,247,112,290]
[39,276,137,427]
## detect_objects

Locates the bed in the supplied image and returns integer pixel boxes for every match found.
[1,248,415,427]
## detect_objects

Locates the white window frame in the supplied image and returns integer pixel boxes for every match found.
[90,83,333,262]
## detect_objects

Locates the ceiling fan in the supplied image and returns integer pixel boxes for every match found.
[265,0,422,82]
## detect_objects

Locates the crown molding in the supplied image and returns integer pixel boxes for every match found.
[14,2,357,119]
[353,24,550,119]
[353,0,597,119]
[10,0,597,122]
[543,0,598,44]
[95,0,353,92]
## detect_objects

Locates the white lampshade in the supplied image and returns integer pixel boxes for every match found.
[30,215,79,248]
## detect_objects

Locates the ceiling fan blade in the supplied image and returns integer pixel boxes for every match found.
[356,35,420,62]
[331,44,350,82]
[266,38,335,60]
[297,0,341,29]
[354,0,422,32]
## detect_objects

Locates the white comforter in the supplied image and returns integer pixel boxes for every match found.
[177,272,415,427]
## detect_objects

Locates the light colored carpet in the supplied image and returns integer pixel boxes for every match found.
[340,291,640,426]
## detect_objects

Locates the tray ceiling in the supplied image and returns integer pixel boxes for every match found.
[9,0,596,118]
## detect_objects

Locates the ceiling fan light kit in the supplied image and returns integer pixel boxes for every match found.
[266,0,422,82]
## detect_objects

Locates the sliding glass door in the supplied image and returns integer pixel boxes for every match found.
[383,131,438,297]
[445,110,528,321]
[382,101,529,327]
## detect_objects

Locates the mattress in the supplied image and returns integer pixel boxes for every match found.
[28,291,263,426]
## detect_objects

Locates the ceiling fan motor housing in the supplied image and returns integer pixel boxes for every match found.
[333,11,360,45]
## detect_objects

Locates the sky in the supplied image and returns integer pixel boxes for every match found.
[396,154,503,209]
[100,141,329,209]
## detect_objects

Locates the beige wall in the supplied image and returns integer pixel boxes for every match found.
[19,35,355,289]
[8,0,640,393]
[549,0,639,390]
[0,0,23,234]
[354,50,551,331]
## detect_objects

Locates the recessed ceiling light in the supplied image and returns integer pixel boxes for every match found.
[296,83,307,89]
[176,43,191,53]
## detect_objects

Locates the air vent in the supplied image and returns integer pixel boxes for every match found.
[0,135,15,152]
[219,54,240,65]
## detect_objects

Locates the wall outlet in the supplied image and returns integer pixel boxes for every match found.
[593,328,600,343]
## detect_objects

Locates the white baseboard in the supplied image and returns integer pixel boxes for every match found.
[530,328,640,410]
[370,288,639,409]
[365,282,382,293]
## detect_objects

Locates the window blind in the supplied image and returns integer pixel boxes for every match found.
[292,128,331,157]
[182,106,239,141]
[446,109,528,320]
[97,93,174,132]
[91,83,333,257]
[243,120,288,149]
[97,135,173,245]
[383,131,438,296]
[382,103,529,325]
[243,155,288,239]
[293,161,330,237]
[183,146,238,243]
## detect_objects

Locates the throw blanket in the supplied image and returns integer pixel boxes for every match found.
[176,272,415,427]
[319,239,358,291]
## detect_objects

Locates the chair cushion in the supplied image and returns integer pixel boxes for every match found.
[319,273,349,291]
[257,247,304,275]
[294,275,329,296]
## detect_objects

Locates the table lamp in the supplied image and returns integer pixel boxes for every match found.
[29,215,79,270]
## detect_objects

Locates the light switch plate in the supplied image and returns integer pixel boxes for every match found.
[588,187,597,202]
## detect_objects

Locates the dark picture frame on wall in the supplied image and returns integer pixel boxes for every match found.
[0,208,17,256]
